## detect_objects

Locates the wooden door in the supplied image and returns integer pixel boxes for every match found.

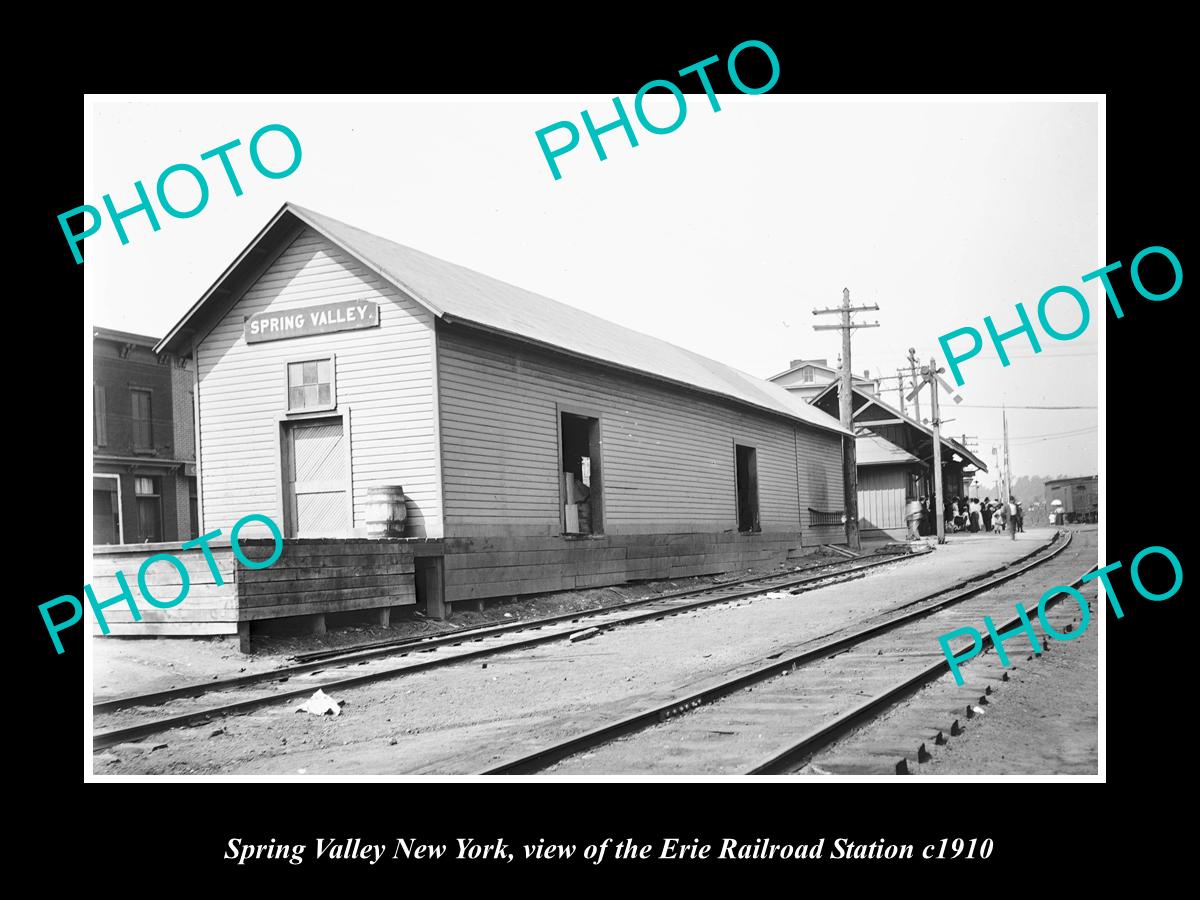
[283,419,348,537]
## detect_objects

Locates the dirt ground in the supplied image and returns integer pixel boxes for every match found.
[94,530,1065,775]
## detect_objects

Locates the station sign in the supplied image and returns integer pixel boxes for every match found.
[245,300,379,343]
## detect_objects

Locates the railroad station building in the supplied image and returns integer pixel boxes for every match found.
[92,203,853,646]
[807,382,987,541]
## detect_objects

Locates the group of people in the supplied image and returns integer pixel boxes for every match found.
[940,495,1022,534]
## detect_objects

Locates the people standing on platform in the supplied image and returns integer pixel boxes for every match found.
[1015,500,1025,533]
[945,497,956,532]
[993,500,1007,534]
[982,498,993,533]
[969,497,981,532]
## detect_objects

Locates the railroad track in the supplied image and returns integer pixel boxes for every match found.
[481,529,1081,775]
[748,559,1098,775]
[93,546,928,750]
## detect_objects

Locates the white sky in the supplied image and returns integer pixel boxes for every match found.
[88,96,1098,484]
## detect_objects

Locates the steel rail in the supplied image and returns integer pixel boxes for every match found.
[746,560,1097,774]
[479,531,1072,775]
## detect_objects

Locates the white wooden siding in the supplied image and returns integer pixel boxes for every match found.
[857,465,907,531]
[196,228,442,537]
[438,326,844,541]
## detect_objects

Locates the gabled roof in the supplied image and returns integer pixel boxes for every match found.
[157,203,851,437]
[811,381,988,471]
[856,432,922,466]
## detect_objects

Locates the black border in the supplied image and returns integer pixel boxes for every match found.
[23,25,1189,885]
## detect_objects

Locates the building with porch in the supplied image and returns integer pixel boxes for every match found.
[810,382,988,540]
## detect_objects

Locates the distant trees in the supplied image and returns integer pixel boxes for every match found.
[1010,473,1080,508]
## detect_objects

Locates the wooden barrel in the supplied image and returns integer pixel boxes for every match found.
[364,485,408,537]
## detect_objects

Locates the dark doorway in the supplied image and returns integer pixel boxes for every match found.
[735,444,760,533]
[134,475,163,543]
[93,478,120,544]
[188,477,199,539]
[560,412,603,534]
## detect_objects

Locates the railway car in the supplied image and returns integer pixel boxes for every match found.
[1044,475,1098,524]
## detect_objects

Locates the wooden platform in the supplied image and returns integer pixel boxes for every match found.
[90,538,422,647]
[441,531,806,604]
[90,531,810,648]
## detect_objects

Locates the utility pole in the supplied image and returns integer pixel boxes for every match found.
[909,358,962,546]
[896,368,907,415]
[1003,406,1015,541]
[813,288,880,551]
[907,348,922,423]
[927,358,945,545]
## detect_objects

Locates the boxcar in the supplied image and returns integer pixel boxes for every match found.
[1044,475,1098,524]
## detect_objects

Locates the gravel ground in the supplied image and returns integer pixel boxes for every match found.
[915,591,1098,775]
[93,530,1060,775]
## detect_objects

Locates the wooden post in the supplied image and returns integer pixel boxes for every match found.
[237,620,251,654]
[813,288,878,552]
[423,556,447,621]
[842,434,859,549]
[840,292,860,550]
[929,358,945,546]
[1003,406,1015,541]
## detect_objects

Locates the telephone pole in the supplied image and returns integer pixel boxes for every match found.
[1002,406,1015,541]
[927,359,945,545]
[813,288,880,551]
[908,358,962,546]
[896,368,907,415]
[907,348,922,423]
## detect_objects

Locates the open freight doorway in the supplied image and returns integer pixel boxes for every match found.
[560,411,603,535]
[736,444,760,533]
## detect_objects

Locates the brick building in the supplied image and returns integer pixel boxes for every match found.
[93,327,198,544]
